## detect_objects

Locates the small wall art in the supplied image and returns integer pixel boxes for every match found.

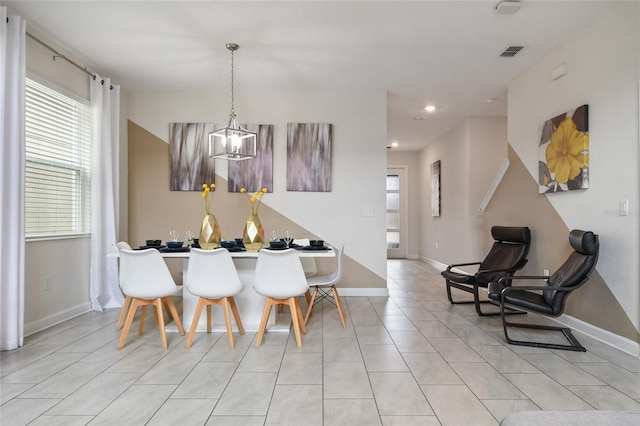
[538,104,589,193]
[431,160,441,217]
[169,122,215,191]
[228,124,274,193]
[286,123,333,192]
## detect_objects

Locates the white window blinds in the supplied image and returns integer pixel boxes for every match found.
[25,77,92,238]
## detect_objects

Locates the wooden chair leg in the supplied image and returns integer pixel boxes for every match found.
[256,298,275,348]
[154,298,168,349]
[116,295,131,330]
[304,287,319,325]
[295,298,307,335]
[118,298,140,349]
[332,286,347,328]
[304,289,312,306]
[138,304,147,336]
[163,296,185,335]
[185,297,206,349]
[222,298,235,349]
[288,297,303,348]
[228,296,245,335]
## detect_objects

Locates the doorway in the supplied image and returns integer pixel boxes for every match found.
[386,167,407,259]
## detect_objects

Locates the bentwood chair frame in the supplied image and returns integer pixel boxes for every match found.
[441,226,531,316]
[488,230,599,352]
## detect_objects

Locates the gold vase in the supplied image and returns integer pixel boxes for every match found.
[199,213,221,249]
[242,213,264,251]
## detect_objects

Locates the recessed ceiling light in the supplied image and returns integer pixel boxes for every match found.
[425,105,436,112]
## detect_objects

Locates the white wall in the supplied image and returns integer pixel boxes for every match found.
[126,89,388,279]
[419,117,510,269]
[23,34,93,334]
[508,2,640,330]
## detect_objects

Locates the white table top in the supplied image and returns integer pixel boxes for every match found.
[107,246,335,258]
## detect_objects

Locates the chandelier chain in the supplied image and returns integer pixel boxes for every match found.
[230,48,235,117]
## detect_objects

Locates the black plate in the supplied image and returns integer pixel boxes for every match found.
[302,245,329,251]
[225,247,246,252]
[136,245,166,250]
[159,247,190,253]
[264,246,289,251]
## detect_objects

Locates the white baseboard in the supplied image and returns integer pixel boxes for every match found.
[407,254,419,260]
[421,257,449,271]
[25,302,92,337]
[339,287,390,297]
[420,257,639,357]
[552,314,640,358]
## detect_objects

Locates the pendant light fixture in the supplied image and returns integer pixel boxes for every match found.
[209,43,257,161]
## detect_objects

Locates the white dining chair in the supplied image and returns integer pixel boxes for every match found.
[293,239,318,278]
[185,248,245,348]
[115,241,133,331]
[117,248,185,349]
[115,241,164,331]
[304,243,347,328]
[254,249,308,348]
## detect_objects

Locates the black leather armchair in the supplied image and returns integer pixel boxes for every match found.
[442,226,531,316]
[488,229,599,352]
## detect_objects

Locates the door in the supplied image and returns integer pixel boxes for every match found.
[387,167,407,258]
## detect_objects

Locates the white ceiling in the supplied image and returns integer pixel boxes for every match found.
[6,0,614,151]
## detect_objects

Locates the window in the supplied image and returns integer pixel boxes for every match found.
[25,77,92,238]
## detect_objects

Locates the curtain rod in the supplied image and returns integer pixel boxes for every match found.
[27,31,93,77]
[26,30,113,89]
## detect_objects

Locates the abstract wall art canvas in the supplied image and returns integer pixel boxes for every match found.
[169,122,215,191]
[228,124,274,193]
[431,160,441,217]
[538,105,589,193]
[286,123,332,192]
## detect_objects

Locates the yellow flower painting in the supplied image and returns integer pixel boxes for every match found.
[539,105,589,193]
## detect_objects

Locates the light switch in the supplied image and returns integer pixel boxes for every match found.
[619,200,629,216]
[363,208,374,217]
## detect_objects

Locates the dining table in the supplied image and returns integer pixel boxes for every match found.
[109,245,335,333]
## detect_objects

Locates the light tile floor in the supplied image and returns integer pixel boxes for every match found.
[2,259,640,425]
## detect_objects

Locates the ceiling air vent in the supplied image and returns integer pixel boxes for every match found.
[500,46,523,57]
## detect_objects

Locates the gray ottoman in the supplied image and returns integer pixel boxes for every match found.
[500,411,640,425]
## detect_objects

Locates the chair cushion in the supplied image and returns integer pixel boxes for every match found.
[476,242,528,285]
[544,230,599,311]
[491,226,531,244]
[441,270,476,285]
[443,226,530,288]
[569,229,598,255]
[500,289,555,315]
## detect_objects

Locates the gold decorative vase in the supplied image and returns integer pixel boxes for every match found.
[242,213,264,251]
[199,213,221,249]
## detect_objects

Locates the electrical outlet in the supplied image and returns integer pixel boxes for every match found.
[543,269,549,277]
[363,208,374,217]
[619,200,629,216]
[43,276,52,291]
[435,242,438,249]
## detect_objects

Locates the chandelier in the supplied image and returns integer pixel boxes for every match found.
[209,43,257,161]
